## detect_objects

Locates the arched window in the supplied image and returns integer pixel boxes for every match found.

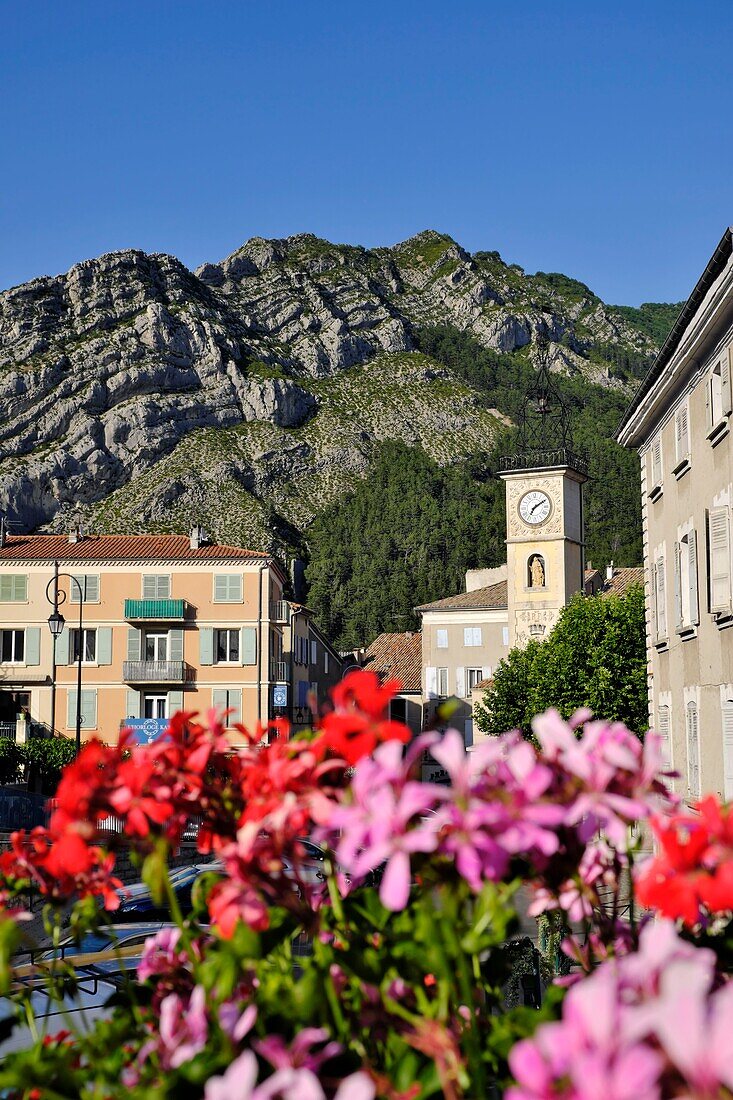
[527,554,546,589]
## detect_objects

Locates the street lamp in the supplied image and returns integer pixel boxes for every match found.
[45,561,84,754]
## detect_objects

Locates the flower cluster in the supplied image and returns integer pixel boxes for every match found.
[636,793,733,926]
[508,920,733,1100]
[319,708,673,922]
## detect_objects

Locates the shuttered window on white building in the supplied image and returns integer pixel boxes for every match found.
[708,507,732,614]
[651,437,663,490]
[653,557,667,642]
[657,704,672,771]
[674,404,690,466]
[686,701,701,800]
[722,701,733,801]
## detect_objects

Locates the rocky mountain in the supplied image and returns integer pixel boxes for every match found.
[0,230,676,556]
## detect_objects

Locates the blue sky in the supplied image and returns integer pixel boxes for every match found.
[2,1,732,304]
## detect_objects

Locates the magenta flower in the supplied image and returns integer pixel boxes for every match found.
[158,984,208,1068]
[204,1050,374,1100]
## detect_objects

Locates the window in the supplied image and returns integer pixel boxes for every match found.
[0,575,27,602]
[466,668,483,695]
[67,688,97,730]
[324,651,329,674]
[657,704,672,771]
[652,553,667,643]
[0,630,24,663]
[436,628,448,649]
[437,668,448,697]
[310,640,317,665]
[463,627,482,647]
[143,575,170,599]
[144,694,168,719]
[708,507,732,615]
[71,628,97,663]
[707,351,732,437]
[215,628,240,663]
[70,574,100,603]
[502,627,509,646]
[650,436,663,493]
[144,632,168,662]
[674,529,699,632]
[212,688,242,724]
[686,701,701,799]
[214,574,242,602]
[390,698,407,723]
[674,404,690,472]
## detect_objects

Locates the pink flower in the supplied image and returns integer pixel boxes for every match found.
[158,984,208,1068]
[255,1027,341,1073]
[204,1050,374,1100]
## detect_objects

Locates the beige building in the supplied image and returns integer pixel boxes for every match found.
[617,225,733,802]
[416,567,510,747]
[0,530,336,746]
[282,603,343,732]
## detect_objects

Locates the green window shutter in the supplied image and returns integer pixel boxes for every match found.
[25,627,40,666]
[169,629,184,661]
[228,688,242,721]
[168,690,184,713]
[97,627,112,665]
[142,575,156,599]
[199,628,214,665]
[125,689,140,719]
[214,574,242,602]
[214,575,228,602]
[71,574,100,603]
[127,628,141,661]
[66,690,77,729]
[0,575,27,601]
[81,689,97,730]
[241,627,257,665]
[56,627,69,666]
[212,688,228,712]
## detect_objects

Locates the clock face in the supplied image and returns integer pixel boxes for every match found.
[519,490,552,526]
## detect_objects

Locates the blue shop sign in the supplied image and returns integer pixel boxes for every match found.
[272,684,288,708]
[125,718,169,744]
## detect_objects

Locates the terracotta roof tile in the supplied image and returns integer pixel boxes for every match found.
[603,566,644,595]
[0,533,273,565]
[415,580,508,613]
[362,632,422,693]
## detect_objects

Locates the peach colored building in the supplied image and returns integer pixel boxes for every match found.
[0,530,295,745]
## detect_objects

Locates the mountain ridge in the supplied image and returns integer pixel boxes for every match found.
[0,230,680,580]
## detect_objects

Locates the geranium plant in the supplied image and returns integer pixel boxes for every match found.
[0,671,727,1098]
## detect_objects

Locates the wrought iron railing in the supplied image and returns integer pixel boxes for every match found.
[122,660,191,683]
[498,447,589,476]
[273,661,289,682]
[0,721,17,742]
[270,601,291,623]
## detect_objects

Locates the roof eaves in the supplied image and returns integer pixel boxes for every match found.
[616,226,733,441]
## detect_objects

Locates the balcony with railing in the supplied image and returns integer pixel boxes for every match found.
[273,660,289,682]
[124,599,186,621]
[270,601,291,623]
[122,660,193,683]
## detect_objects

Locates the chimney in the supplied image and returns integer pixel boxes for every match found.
[68,524,83,545]
[190,525,209,550]
[606,561,614,582]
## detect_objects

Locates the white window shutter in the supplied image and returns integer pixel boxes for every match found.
[673,541,682,630]
[456,666,465,698]
[143,575,157,599]
[502,627,509,646]
[675,407,689,461]
[657,705,672,771]
[723,348,732,416]
[127,627,141,662]
[463,627,472,647]
[426,666,437,699]
[482,665,491,681]
[651,438,662,486]
[686,703,700,799]
[310,640,317,665]
[656,558,667,638]
[688,529,699,625]
[125,689,140,719]
[651,563,658,639]
[723,702,733,800]
[169,629,184,661]
[241,627,257,665]
[709,508,732,613]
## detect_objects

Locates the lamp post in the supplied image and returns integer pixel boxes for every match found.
[45,561,84,754]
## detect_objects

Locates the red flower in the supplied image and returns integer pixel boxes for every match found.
[331,670,401,721]
[636,796,733,925]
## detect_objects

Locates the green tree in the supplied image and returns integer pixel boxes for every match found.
[20,736,77,794]
[475,585,648,738]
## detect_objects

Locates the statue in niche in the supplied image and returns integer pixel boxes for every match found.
[529,554,546,588]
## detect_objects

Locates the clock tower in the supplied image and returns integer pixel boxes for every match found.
[498,341,588,648]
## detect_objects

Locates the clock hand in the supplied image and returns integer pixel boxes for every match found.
[530,501,544,514]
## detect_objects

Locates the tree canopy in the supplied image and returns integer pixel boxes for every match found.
[475,585,648,739]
